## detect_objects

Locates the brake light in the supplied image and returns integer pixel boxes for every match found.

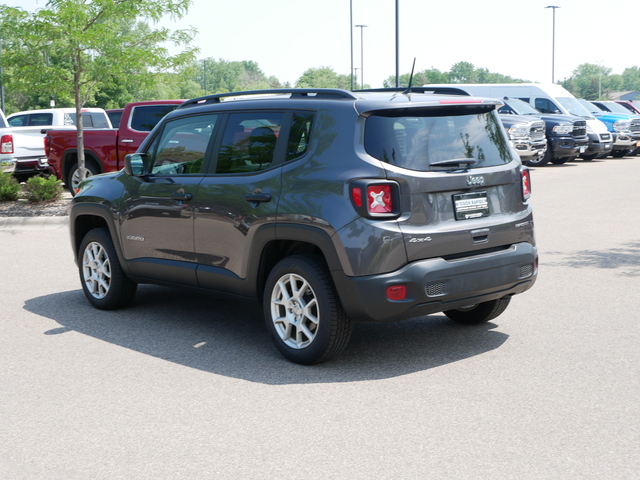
[350,180,400,219]
[521,169,531,200]
[43,135,50,156]
[368,185,392,213]
[1,134,13,154]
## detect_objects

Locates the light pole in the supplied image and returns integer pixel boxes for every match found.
[350,0,354,90]
[395,0,399,87]
[545,6,560,83]
[355,24,367,89]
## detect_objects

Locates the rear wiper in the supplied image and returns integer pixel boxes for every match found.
[430,158,477,169]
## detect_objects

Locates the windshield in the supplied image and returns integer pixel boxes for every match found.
[578,99,601,114]
[557,97,593,117]
[602,102,634,115]
[504,98,540,115]
[364,109,512,171]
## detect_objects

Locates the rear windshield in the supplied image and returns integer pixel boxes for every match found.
[364,109,512,171]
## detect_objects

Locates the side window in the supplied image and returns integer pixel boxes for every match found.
[81,113,110,129]
[149,114,218,175]
[28,113,53,126]
[8,115,27,127]
[131,105,180,132]
[216,112,284,174]
[286,113,314,162]
[535,98,560,114]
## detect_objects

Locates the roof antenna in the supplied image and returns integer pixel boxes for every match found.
[403,58,417,94]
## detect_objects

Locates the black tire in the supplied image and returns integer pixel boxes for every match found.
[580,154,597,161]
[263,255,353,365]
[67,162,98,195]
[79,227,137,310]
[443,296,511,325]
[551,157,569,165]
[527,146,550,167]
[611,150,627,158]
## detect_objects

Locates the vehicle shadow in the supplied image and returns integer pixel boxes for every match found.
[24,285,509,385]
[544,241,640,277]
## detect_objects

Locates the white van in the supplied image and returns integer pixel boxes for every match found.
[424,83,611,159]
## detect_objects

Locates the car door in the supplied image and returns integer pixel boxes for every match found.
[119,113,219,286]
[193,111,292,295]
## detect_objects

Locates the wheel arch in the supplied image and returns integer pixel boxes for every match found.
[62,149,104,183]
[254,224,344,299]
[70,204,127,273]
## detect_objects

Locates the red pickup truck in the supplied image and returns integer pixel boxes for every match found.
[45,100,183,191]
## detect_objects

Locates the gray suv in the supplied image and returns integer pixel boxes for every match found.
[71,88,538,364]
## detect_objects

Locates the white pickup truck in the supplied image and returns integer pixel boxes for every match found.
[2,107,111,182]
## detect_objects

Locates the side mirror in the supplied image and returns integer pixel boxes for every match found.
[124,153,148,176]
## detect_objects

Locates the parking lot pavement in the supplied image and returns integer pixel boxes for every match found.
[1,156,639,479]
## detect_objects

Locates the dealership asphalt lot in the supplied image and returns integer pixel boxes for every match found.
[1,157,639,479]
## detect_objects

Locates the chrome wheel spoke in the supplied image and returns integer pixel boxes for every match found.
[270,272,319,350]
[82,241,111,299]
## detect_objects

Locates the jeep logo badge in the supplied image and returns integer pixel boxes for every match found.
[467,176,485,187]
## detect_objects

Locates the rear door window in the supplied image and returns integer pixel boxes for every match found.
[364,108,513,171]
[215,112,285,174]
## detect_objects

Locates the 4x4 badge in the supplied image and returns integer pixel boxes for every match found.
[467,175,485,187]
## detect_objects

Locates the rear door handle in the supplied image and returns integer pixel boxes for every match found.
[171,193,193,201]
[121,139,134,143]
[244,193,271,204]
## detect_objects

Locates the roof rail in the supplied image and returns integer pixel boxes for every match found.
[179,88,359,108]
[354,87,470,96]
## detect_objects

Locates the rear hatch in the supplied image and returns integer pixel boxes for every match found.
[362,101,532,262]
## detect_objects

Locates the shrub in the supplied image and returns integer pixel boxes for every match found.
[24,175,64,203]
[0,171,21,201]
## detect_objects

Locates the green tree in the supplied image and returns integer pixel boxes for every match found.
[0,0,197,183]
[295,67,350,89]
[560,63,612,100]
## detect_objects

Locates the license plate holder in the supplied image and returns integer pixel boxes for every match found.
[453,191,489,220]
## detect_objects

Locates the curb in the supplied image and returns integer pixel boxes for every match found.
[0,215,69,229]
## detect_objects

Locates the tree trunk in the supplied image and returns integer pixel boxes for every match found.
[74,53,85,187]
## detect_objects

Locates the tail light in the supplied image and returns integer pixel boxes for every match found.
[43,135,51,156]
[1,134,13,154]
[350,180,400,219]
[521,168,531,200]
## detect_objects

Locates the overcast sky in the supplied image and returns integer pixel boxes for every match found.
[6,0,640,88]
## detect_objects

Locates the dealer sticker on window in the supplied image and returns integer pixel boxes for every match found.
[453,192,490,220]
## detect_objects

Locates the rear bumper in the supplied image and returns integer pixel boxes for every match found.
[333,242,538,322]
[12,158,51,179]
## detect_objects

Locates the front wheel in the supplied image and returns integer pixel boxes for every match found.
[527,146,550,167]
[79,227,137,310]
[443,297,511,325]
[263,255,352,364]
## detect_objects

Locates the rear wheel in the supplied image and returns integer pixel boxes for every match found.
[67,162,98,195]
[263,255,352,364]
[444,297,511,325]
[551,157,570,165]
[79,227,137,310]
